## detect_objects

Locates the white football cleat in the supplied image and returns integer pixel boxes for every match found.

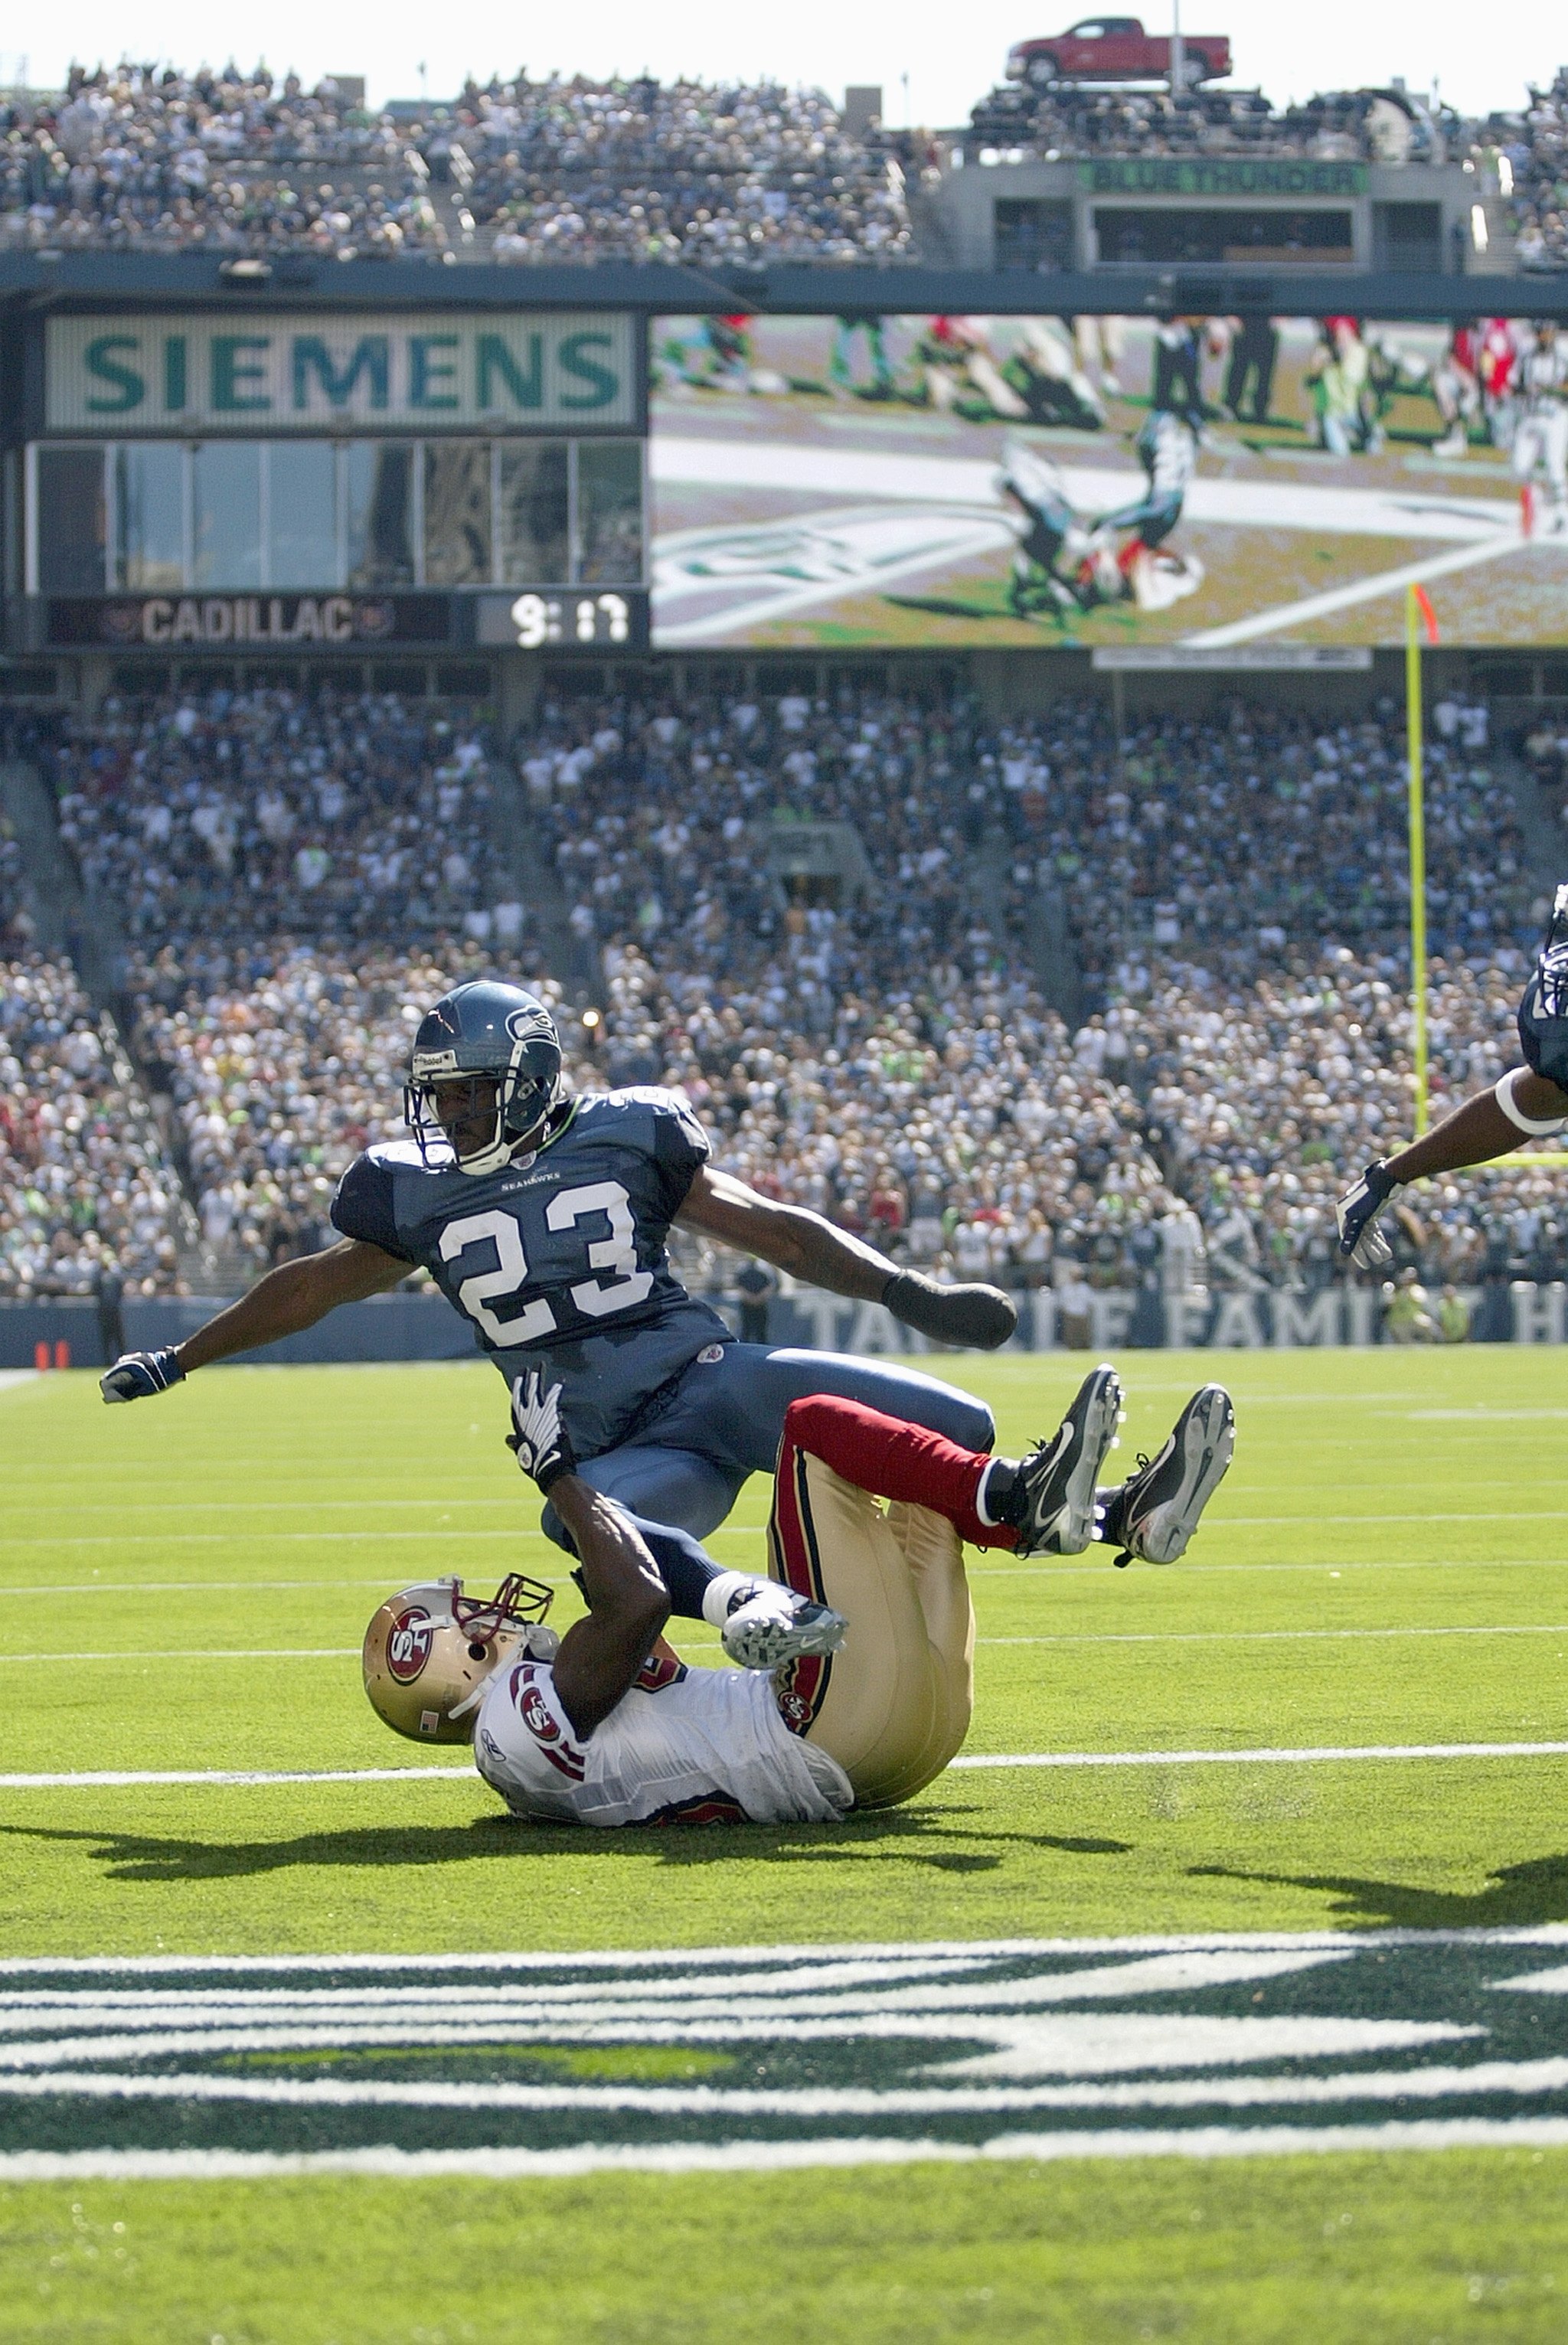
[721,1590,848,1671]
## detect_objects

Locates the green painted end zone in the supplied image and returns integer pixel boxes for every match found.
[6,1933,1568,2176]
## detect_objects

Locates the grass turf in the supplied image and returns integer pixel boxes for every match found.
[3,1347,1568,2339]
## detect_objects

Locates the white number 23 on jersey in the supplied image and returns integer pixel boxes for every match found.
[437,1181,655,1346]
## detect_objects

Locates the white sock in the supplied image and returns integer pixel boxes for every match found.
[701,1570,782,1627]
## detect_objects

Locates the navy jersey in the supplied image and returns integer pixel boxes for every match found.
[330,1088,730,1459]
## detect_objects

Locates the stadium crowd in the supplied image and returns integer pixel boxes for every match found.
[14,673,1559,1304]
[969,81,1449,167]
[12,51,1568,268]
[51,687,506,953]
[0,950,183,1304]
[0,64,911,264]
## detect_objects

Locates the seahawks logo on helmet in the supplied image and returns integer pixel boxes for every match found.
[404,981,564,1176]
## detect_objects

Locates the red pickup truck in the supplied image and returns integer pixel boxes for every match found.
[1006,18,1231,89]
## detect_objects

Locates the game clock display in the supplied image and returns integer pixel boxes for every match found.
[474,589,649,652]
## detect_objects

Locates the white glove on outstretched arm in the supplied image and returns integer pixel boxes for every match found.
[1336,1161,1398,1269]
[507,1370,574,1491]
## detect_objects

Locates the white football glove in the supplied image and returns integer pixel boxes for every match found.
[1336,1162,1399,1269]
[507,1370,574,1491]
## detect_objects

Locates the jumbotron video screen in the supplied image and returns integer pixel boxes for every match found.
[649,311,1566,649]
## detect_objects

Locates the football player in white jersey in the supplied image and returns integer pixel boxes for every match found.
[1514,322,1568,537]
[362,1367,1236,1827]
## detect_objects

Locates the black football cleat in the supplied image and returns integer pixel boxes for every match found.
[1100,1384,1235,1566]
[1011,1364,1125,1557]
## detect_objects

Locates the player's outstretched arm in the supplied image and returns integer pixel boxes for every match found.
[676,1165,1017,1350]
[546,1475,671,1739]
[1337,1069,1568,1266]
[100,1238,409,1402]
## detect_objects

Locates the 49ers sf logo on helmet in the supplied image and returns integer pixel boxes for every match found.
[387,1605,434,1684]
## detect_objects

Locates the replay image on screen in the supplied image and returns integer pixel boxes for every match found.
[649,312,1567,652]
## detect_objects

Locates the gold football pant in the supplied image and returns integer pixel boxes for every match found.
[766,1439,975,1808]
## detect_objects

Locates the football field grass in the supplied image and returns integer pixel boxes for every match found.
[4,1346,1568,2340]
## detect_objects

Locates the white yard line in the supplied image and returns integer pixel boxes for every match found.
[0,1373,38,1393]
[8,1742,1568,1789]
[1184,529,1524,648]
[5,2118,1568,2177]
[650,435,1521,540]
[0,1766,476,1788]
[0,1626,1563,1662]
[5,1926,1567,1971]
[0,1651,361,1664]
[949,1742,1568,1770]
[979,1625,1568,1648]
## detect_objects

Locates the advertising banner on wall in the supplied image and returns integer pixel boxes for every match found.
[649,312,1566,650]
[45,312,641,434]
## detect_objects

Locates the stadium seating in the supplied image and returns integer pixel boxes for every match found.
[11,55,1563,264]
[26,678,1563,1299]
[0,65,911,263]
[0,951,184,1302]
[51,688,503,952]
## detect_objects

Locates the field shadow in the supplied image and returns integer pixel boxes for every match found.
[2,1809,1132,1885]
[1188,1852,1568,1930]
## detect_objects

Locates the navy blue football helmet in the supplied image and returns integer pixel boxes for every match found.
[405,981,564,1175]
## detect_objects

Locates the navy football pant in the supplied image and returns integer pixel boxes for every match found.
[539,1342,995,1551]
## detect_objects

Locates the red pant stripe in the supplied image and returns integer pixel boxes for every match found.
[780,1394,1017,1552]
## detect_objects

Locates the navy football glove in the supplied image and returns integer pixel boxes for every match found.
[100,1347,185,1404]
[506,1370,576,1491]
[883,1270,1018,1350]
[1336,1161,1399,1269]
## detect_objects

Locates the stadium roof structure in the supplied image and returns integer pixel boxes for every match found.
[0,252,1566,319]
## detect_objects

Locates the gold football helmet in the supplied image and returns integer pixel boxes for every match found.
[363,1573,558,1744]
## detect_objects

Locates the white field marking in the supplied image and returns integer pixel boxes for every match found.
[5,1627,1567,1663]
[653,509,1018,645]
[978,1625,1568,1648]
[1406,1408,1568,1421]
[0,1767,476,1788]
[20,2049,1568,2120]
[1184,528,1526,649]
[0,2017,1472,2092]
[969,1558,1568,1579]
[9,2118,1568,2178]
[949,1743,1568,1770]
[0,1373,38,1393]
[5,1926,1568,1971]
[0,1951,1346,2030]
[0,1651,361,1664]
[649,435,1521,541]
[9,1556,1560,1598]
[0,1579,574,1598]
[9,1742,1568,1791]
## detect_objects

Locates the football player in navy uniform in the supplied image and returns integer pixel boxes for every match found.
[105,980,1196,1655]
[1337,887,1568,1269]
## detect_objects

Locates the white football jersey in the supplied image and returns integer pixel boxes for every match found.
[472,1650,853,1827]
[1521,342,1568,413]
